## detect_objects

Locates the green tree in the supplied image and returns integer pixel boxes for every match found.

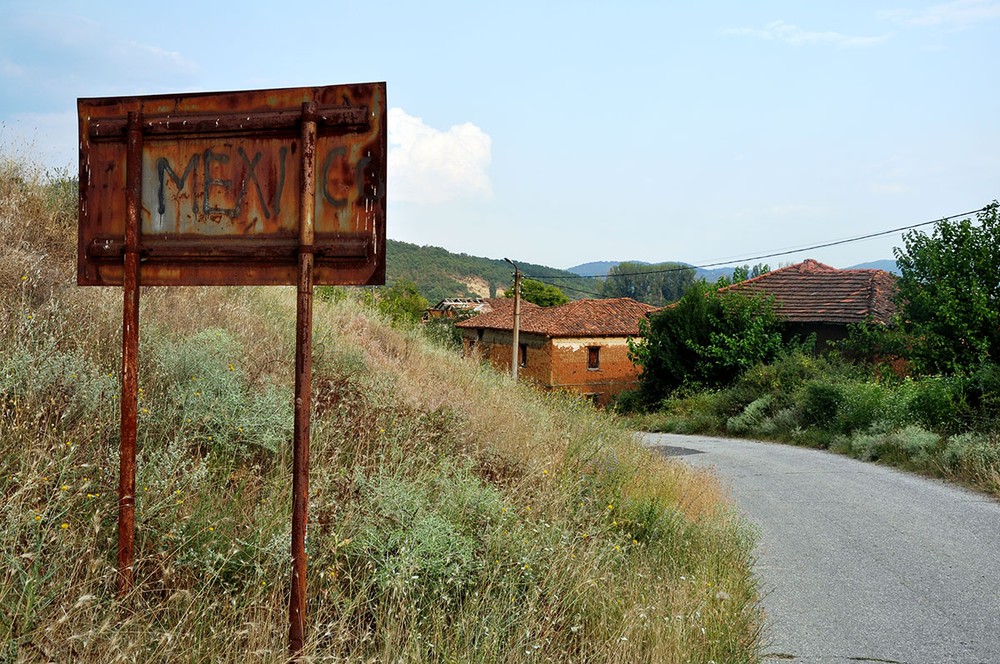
[601,262,695,305]
[377,279,429,325]
[894,202,1000,374]
[629,281,785,403]
[504,278,569,307]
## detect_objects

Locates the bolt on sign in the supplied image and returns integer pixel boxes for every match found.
[77,82,386,656]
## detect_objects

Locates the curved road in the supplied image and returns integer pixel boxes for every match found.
[643,433,1000,664]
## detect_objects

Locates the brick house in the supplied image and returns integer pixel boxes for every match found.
[455,298,657,405]
[720,259,897,346]
[423,297,506,321]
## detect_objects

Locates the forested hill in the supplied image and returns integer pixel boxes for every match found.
[386,239,600,303]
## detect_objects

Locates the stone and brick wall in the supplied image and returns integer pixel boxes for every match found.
[461,330,640,406]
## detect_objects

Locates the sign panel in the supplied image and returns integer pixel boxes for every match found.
[78,82,386,286]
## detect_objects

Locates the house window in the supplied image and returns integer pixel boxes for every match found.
[519,343,528,368]
[587,346,600,370]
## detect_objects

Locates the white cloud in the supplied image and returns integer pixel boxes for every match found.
[389,108,493,204]
[880,0,1000,27]
[723,21,891,47]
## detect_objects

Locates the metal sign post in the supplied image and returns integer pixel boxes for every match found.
[77,83,387,655]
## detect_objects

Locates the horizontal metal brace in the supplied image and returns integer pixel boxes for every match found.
[86,236,370,263]
[87,106,369,141]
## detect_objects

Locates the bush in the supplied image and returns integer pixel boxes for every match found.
[726,395,774,436]
[799,381,843,429]
[836,382,891,434]
[846,425,941,466]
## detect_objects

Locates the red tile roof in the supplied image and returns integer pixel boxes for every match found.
[456,298,657,337]
[720,259,897,324]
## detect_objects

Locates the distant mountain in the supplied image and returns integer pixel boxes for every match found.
[386,239,601,303]
[566,260,649,277]
[568,260,734,284]
[385,244,900,305]
[848,259,900,275]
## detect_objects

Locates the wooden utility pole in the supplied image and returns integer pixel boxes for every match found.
[504,258,521,380]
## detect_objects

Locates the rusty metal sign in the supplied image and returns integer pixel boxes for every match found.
[77,83,386,658]
[78,83,386,286]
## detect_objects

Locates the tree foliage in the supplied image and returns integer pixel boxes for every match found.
[894,202,1000,375]
[629,281,785,403]
[376,279,429,325]
[601,262,695,306]
[504,278,569,307]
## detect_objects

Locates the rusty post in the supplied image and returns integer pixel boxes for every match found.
[504,258,521,380]
[289,101,317,655]
[118,111,142,597]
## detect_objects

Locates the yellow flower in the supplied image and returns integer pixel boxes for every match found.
[60,523,69,530]
[61,485,69,491]
[34,515,41,522]
[21,275,27,281]
[228,363,235,372]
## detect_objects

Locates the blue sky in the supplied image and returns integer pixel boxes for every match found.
[2,0,997,270]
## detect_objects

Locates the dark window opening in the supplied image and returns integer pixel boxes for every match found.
[587,346,600,370]
[519,343,528,368]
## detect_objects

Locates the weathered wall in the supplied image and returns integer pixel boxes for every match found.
[461,330,640,406]
[548,337,639,406]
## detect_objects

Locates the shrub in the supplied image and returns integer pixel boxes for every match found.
[847,425,941,466]
[799,381,843,429]
[836,382,891,434]
[726,395,774,436]
[903,375,969,434]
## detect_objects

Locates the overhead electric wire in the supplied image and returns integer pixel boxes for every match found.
[523,206,988,282]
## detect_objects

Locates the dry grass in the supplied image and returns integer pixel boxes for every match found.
[1,153,762,662]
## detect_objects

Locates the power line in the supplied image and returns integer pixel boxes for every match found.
[525,206,988,281]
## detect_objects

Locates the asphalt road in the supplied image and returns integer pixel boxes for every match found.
[642,433,1000,664]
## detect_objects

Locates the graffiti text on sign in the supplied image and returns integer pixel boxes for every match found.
[146,142,376,234]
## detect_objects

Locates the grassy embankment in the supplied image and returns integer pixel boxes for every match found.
[1,157,762,662]
[625,349,1000,497]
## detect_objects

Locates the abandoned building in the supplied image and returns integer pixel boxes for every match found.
[720,259,897,346]
[423,297,506,321]
[455,297,656,406]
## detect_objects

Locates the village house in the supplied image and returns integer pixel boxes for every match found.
[422,297,505,321]
[455,298,657,406]
[720,259,897,346]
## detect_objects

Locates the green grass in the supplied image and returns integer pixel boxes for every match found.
[1,154,762,661]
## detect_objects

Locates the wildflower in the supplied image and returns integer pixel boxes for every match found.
[61,485,69,491]
[34,515,42,522]
[542,469,549,476]
[228,363,235,372]
[607,503,614,511]
[21,275,27,281]
[61,523,69,530]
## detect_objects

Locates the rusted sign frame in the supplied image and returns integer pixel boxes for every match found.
[78,84,386,287]
[77,83,386,657]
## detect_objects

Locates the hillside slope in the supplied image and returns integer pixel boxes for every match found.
[387,239,601,302]
[1,159,761,662]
